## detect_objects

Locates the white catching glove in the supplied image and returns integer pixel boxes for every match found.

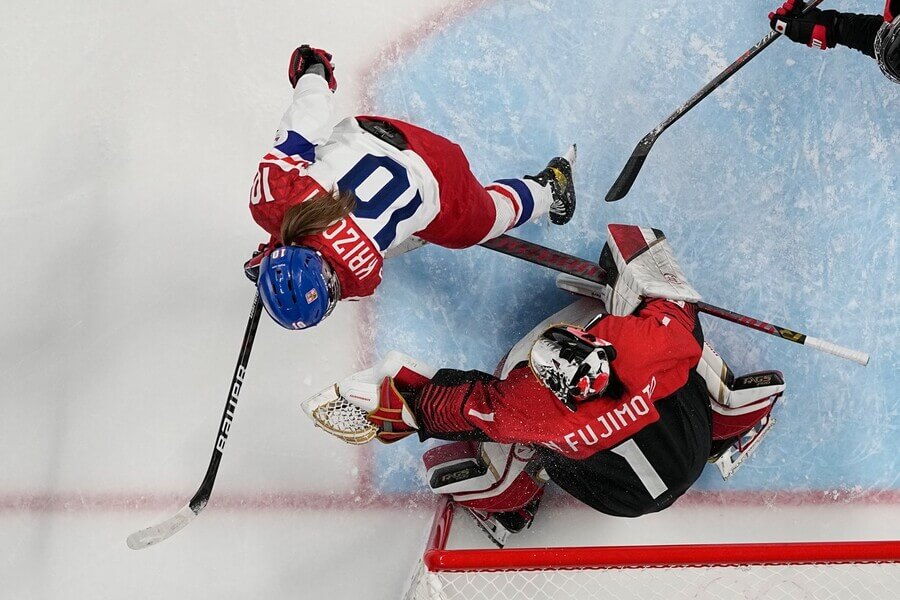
[599,224,701,316]
[302,351,436,444]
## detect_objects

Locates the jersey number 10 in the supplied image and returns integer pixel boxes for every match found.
[337,154,424,251]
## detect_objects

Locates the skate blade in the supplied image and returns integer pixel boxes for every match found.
[466,508,510,549]
[714,416,776,480]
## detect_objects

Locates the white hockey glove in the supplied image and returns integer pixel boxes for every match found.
[599,224,701,316]
[301,351,436,444]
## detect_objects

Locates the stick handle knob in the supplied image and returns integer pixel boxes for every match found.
[804,336,870,366]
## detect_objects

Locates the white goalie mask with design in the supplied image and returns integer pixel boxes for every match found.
[529,324,616,412]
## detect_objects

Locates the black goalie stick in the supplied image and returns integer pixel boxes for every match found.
[127,292,263,550]
[479,234,869,365]
[605,0,826,202]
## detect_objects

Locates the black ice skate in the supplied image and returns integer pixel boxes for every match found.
[526,145,577,225]
[465,496,543,549]
[706,370,785,479]
[709,412,776,479]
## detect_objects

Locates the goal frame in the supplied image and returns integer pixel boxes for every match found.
[421,498,900,573]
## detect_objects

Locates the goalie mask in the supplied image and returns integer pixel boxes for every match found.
[876,1,900,83]
[529,325,616,412]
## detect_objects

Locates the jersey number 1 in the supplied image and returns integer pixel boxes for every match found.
[611,439,668,499]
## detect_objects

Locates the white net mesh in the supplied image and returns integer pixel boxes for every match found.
[404,561,900,600]
[310,397,376,444]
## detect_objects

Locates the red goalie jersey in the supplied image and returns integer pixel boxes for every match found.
[410,298,711,517]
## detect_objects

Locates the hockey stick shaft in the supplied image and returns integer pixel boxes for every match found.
[694,302,869,366]
[480,234,869,365]
[605,0,826,202]
[126,291,263,550]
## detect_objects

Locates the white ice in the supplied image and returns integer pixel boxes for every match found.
[1,1,896,599]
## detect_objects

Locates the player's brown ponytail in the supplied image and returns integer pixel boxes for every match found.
[281,189,357,245]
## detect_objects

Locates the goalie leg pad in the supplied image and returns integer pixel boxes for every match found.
[696,342,785,478]
[698,342,784,442]
[601,224,701,316]
[423,441,489,490]
[696,342,785,412]
[423,442,546,512]
[711,388,780,442]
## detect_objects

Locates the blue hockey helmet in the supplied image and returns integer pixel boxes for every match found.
[257,246,339,330]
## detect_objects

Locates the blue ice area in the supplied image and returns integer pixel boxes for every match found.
[366,0,898,496]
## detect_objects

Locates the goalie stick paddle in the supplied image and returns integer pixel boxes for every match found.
[479,234,869,366]
[604,0,826,202]
[126,291,263,550]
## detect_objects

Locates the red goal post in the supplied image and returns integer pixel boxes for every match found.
[404,499,900,600]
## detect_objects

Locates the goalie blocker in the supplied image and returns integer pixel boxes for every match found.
[301,224,784,544]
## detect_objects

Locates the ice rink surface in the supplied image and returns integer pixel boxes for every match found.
[1,1,897,599]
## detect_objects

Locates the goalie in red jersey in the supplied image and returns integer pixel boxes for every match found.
[245,45,577,331]
[304,224,785,546]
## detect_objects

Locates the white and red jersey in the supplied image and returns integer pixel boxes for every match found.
[249,73,442,298]
[249,73,549,299]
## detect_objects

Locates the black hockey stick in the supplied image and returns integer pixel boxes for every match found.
[479,234,869,365]
[605,0,826,202]
[127,291,263,550]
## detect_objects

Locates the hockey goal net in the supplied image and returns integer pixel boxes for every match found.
[404,499,900,600]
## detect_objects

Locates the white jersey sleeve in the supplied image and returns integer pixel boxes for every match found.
[273,73,335,163]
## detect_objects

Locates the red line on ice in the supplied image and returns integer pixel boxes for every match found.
[1,488,897,513]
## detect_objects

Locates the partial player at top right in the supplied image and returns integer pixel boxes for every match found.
[770,0,899,83]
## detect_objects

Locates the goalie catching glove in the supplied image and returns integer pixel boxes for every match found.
[598,224,701,316]
[335,376,418,443]
[301,352,434,444]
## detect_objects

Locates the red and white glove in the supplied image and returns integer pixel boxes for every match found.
[306,352,436,444]
[338,376,419,443]
[288,45,337,91]
[769,0,838,50]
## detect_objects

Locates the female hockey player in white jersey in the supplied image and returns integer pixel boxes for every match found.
[245,45,577,330]
[302,224,785,546]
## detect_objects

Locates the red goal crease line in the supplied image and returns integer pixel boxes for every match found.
[1,488,899,512]
[423,500,900,572]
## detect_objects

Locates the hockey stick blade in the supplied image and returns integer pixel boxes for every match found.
[126,293,262,550]
[605,133,656,202]
[604,0,826,203]
[126,503,200,550]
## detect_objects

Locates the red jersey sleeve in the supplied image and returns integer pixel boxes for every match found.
[413,299,703,459]
[586,298,702,402]
[414,365,574,444]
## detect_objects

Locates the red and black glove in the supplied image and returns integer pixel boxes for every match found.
[288,45,337,91]
[243,242,273,283]
[769,0,840,49]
